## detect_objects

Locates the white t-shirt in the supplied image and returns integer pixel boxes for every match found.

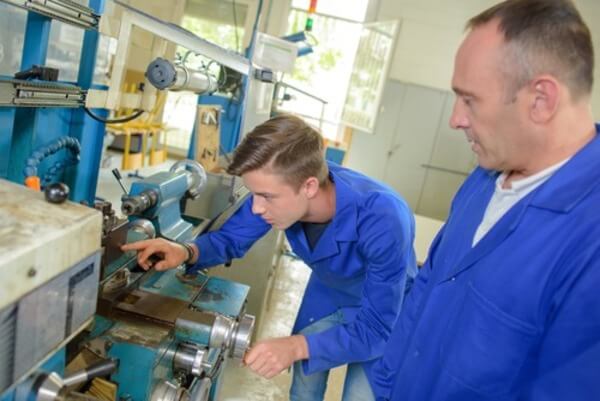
[472,159,570,246]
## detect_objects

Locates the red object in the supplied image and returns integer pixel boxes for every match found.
[305,0,318,31]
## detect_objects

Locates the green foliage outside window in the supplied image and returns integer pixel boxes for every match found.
[287,10,343,84]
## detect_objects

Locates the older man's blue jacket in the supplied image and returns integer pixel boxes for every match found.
[371,126,600,401]
[189,162,417,385]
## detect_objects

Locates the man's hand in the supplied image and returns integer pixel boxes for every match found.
[121,238,193,271]
[243,335,309,379]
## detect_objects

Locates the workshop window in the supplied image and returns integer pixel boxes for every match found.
[0,4,26,77]
[277,0,370,140]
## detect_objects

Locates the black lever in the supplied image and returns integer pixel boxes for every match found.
[14,65,59,81]
[112,168,129,195]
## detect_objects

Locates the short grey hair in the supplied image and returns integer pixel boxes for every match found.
[468,0,594,101]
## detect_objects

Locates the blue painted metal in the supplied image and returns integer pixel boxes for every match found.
[68,100,107,204]
[192,277,250,318]
[38,349,66,377]
[0,387,13,401]
[1,6,255,401]
[282,31,307,43]
[282,31,314,57]
[325,146,346,164]
[188,0,263,160]
[228,0,263,149]
[2,0,106,197]
[0,108,16,178]
[297,46,314,57]
[6,12,52,184]
[229,77,246,150]
[140,269,210,302]
[108,342,160,401]
[174,318,212,346]
[21,13,51,69]
[127,171,194,241]
[68,0,107,203]
[0,349,66,401]
[90,315,116,338]
[8,106,75,184]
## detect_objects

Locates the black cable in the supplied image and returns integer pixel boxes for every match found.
[218,64,228,89]
[84,107,145,124]
[232,0,240,53]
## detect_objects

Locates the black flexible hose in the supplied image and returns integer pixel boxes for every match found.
[84,107,145,124]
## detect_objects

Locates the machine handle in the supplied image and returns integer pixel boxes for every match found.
[112,168,129,195]
[62,359,119,388]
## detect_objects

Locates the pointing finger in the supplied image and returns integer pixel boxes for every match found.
[121,239,152,251]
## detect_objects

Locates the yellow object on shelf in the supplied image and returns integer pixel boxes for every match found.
[106,91,172,170]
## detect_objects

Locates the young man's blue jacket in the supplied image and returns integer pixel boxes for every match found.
[187,162,417,387]
[371,125,600,401]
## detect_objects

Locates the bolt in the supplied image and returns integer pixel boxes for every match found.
[27,268,37,277]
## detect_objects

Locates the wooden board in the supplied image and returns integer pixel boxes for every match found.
[195,106,221,173]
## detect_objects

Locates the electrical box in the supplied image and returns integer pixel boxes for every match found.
[253,32,298,74]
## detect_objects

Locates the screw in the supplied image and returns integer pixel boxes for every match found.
[27,268,37,277]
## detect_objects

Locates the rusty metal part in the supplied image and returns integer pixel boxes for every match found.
[94,201,119,236]
[113,290,189,326]
[102,221,130,272]
[105,319,170,348]
[101,269,130,294]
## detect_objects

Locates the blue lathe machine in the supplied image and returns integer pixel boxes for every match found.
[0,160,255,401]
[0,0,285,399]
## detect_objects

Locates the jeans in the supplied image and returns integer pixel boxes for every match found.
[289,310,375,401]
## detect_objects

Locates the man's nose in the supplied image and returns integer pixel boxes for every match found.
[251,195,266,215]
[449,100,469,130]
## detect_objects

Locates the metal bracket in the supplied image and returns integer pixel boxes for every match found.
[105,1,251,110]
[0,0,100,30]
[0,79,86,108]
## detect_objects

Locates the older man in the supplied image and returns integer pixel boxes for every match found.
[372,1,600,400]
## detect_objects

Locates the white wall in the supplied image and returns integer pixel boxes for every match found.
[378,0,600,118]
[577,1,600,117]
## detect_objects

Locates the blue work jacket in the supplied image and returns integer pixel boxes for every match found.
[189,162,417,384]
[372,126,600,401]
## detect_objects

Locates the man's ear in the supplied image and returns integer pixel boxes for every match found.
[529,76,559,123]
[303,177,321,198]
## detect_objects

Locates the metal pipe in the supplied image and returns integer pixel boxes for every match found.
[145,58,218,94]
[62,359,119,388]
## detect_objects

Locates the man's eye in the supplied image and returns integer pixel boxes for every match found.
[464,97,472,106]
